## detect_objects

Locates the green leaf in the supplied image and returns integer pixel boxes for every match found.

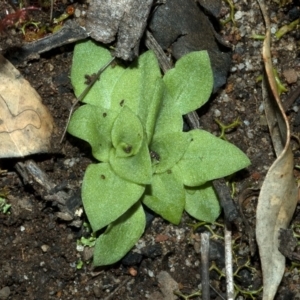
[72,42,164,144]
[175,130,251,186]
[109,136,152,184]
[153,88,184,135]
[185,182,221,223]
[110,51,163,143]
[143,78,164,144]
[68,104,118,162]
[82,163,145,232]
[111,106,144,157]
[163,51,213,115]
[71,40,125,106]
[142,171,185,224]
[151,132,191,174]
[93,201,145,266]
[110,50,162,113]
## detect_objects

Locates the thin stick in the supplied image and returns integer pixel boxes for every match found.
[103,277,131,300]
[50,0,54,21]
[200,232,210,300]
[224,221,234,300]
[212,179,239,222]
[209,284,226,300]
[60,57,115,143]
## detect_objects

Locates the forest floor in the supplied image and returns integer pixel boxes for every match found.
[1,0,300,299]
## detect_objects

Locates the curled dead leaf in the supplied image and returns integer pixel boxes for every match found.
[0,55,54,157]
[256,1,298,299]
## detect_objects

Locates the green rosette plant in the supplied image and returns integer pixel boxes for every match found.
[68,40,250,266]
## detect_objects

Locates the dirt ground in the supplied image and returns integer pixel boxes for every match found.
[0,0,300,299]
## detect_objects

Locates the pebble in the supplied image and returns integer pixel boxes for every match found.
[76,244,84,252]
[0,287,10,300]
[214,109,221,117]
[93,285,101,298]
[141,244,162,258]
[41,244,50,252]
[82,247,94,261]
[246,130,254,139]
[121,252,143,266]
[74,8,81,18]
[234,11,243,20]
[128,267,138,277]
[283,69,298,84]
[63,158,78,168]
[258,102,264,113]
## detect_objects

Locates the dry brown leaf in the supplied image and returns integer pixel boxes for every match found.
[0,55,54,158]
[256,1,298,299]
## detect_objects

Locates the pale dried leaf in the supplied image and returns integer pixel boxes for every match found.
[256,142,297,300]
[0,55,54,158]
[256,1,298,299]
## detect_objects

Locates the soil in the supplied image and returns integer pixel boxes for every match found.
[0,0,300,299]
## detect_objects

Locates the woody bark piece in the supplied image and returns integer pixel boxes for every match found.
[86,0,153,60]
[7,20,88,64]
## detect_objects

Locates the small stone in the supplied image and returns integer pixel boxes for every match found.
[56,211,73,221]
[155,234,169,243]
[128,267,138,277]
[141,244,162,258]
[82,247,94,261]
[246,130,254,139]
[234,11,243,20]
[41,244,50,252]
[0,287,10,300]
[74,8,81,18]
[93,285,101,298]
[156,271,179,300]
[46,63,54,72]
[67,233,74,240]
[76,244,84,252]
[214,109,221,118]
[283,69,298,84]
[121,252,143,266]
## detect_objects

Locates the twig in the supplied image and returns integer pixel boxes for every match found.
[200,232,210,300]
[224,222,234,300]
[103,277,132,300]
[283,84,300,112]
[60,57,115,143]
[209,284,226,300]
[212,179,239,222]
[50,0,54,21]
[238,188,259,256]
[144,30,172,73]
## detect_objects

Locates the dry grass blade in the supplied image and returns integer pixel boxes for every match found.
[256,1,298,299]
